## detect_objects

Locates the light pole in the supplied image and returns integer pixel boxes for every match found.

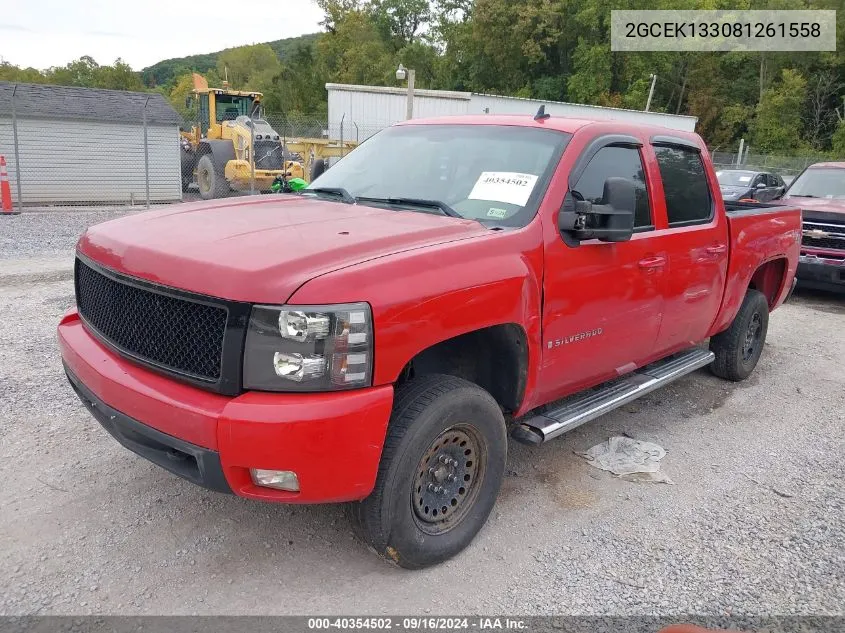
[396,64,416,120]
[644,73,657,112]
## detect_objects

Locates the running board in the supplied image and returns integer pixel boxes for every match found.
[511,347,715,445]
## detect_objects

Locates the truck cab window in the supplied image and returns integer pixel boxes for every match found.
[654,146,713,226]
[571,146,652,229]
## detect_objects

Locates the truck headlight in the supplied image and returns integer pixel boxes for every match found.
[243,303,373,391]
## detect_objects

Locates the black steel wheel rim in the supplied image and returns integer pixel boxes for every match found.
[742,311,763,361]
[412,424,486,535]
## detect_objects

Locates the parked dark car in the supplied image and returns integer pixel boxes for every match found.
[716,169,786,202]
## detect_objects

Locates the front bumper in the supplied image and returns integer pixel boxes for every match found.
[797,252,845,293]
[58,310,394,503]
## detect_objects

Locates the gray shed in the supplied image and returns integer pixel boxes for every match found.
[0,82,183,205]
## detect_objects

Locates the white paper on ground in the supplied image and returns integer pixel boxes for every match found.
[468,172,539,207]
[577,436,673,484]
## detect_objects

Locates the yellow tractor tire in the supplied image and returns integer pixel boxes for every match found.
[196,154,229,200]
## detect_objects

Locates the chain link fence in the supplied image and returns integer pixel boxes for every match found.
[0,83,184,212]
[0,82,374,210]
[710,150,829,184]
[4,81,833,211]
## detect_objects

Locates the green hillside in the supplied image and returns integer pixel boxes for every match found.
[141,33,318,88]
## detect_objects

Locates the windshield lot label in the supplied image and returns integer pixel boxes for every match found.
[470,172,538,206]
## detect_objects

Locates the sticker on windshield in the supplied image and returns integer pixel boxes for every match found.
[487,207,508,219]
[469,172,538,207]
[738,176,751,183]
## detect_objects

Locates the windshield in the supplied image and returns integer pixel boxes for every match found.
[786,168,845,199]
[216,95,257,123]
[716,170,755,186]
[308,124,571,226]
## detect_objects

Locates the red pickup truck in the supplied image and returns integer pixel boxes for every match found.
[782,161,845,292]
[58,114,801,569]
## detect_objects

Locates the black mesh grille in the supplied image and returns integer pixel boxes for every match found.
[75,260,227,381]
[802,222,845,252]
[802,234,845,251]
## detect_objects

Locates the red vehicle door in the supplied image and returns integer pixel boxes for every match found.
[646,138,729,352]
[537,132,675,404]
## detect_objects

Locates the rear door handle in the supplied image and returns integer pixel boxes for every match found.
[706,244,727,256]
[638,256,666,269]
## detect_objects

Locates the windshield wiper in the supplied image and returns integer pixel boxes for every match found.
[304,187,356,204]
[356,197,463,218]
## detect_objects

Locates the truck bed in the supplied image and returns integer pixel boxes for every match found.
[724,200,802,217]
[710,199,802,334]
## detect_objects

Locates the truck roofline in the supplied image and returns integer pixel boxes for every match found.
[395,114,703,142]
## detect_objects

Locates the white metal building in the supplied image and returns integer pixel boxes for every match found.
[327,83,698,141]
[0,82,183,205]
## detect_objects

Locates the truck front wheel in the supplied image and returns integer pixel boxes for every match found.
[349,375,507,569]
[709,289,770,382]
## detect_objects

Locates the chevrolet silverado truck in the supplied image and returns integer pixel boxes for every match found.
[59,114,801,569]
[782,161,845,293]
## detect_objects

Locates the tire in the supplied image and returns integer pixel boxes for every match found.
[348,375,507,569]
[196,154,228,200]
[310,158,327,182]
[180,150,196,192]
[709,289,769,382]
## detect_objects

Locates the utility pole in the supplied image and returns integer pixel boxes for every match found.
[645,74,657,112]
[397,64,416,120]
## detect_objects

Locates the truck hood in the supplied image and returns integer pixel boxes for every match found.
[77,196,489,303]
[784,195,845,217]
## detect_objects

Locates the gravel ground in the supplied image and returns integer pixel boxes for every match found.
[0,209,843,617]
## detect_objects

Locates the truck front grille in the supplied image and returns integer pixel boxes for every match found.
[75,258,228,382]
[802,221,845,252]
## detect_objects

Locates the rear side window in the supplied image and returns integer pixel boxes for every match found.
[654,146,712,226]
[571,146,652,229]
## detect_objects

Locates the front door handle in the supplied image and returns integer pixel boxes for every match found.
[638,256,666,269]
[706,244,727,256]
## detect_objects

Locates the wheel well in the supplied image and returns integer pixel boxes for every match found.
[749,258,787,309]
[397,324,528,413]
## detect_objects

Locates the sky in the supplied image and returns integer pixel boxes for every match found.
[1,0,325,71]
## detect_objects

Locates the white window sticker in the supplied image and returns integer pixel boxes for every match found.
[738,176,751,183]
[487,207,508,219]
[469,172,539,207]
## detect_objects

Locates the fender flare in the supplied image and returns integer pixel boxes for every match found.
[198,140,236,173]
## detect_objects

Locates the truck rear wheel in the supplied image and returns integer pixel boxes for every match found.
[349,375,506,569]
[196,154,228,200]
[709,289,770,382]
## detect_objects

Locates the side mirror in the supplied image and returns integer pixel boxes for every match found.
[756,182,766,189]
[185,96,193,109]
[559,177,636,244]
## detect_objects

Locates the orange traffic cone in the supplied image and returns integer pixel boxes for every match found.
[1,156,20,215]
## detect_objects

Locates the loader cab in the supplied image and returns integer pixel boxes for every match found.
[194,89,262,137]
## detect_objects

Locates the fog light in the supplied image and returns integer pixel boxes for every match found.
[250,469,300,492]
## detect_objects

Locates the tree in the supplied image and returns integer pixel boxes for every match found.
[168,73,197,120]
[567,41,612,105]
[804,69,844,150]
[369,0,431,47]
[831,119,845,157]
[316,8,392,85]
[92,59,145,91]
[217,44,281,89]
[752,69,808,154]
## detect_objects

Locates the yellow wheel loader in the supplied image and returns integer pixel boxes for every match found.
[181,74,358,199]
